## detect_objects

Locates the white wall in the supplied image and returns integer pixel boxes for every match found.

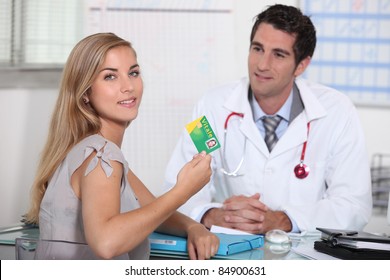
[358,107,390,158]
[0,89,58,226]
[1,0,389,228]
[233,0,300,77]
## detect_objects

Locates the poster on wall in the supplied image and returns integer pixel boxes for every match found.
[84,0,235,191]
[301,0,390,106]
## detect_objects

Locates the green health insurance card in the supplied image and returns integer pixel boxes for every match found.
[185,115,220,154]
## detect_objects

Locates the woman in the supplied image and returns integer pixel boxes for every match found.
[25,33,219,260]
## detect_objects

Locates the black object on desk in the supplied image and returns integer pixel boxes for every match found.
[314,227,390,260]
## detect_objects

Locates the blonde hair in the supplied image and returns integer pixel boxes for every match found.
[25,33,134,224]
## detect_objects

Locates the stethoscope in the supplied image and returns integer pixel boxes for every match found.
[221,112,245,177]
[220,112,310,179]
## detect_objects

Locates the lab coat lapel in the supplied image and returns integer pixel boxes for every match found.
[222,78,327,157]
[272,78,327,157]
[223,78,269,156]
[240,115,269,155]
[295,78,327,121]
[272,113,308,156]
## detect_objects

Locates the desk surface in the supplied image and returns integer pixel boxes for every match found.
[0,243,312,260]
[150,240,313,260]
[0,224,315,260]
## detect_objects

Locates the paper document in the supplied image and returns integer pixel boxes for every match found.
[210,225,253,235]
[292,243,339,260]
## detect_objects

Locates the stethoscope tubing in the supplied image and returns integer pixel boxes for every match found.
[221,112,245,176]
[221,112,311,179]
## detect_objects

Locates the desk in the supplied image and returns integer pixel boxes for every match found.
[1,243,313,260]
[0,224,39,260]
[0,225,315,260]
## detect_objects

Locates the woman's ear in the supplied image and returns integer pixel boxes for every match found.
[82,90,91,104]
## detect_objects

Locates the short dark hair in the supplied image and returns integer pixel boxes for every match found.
[250,4,316,65]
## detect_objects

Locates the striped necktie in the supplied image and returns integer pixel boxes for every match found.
[262,115,282,152]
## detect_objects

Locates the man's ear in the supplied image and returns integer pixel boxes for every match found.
[294,56,311,77]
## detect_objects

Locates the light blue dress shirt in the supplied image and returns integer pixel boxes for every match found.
[250,91,292,138]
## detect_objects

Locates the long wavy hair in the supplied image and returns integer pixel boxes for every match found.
[25,33,134,224]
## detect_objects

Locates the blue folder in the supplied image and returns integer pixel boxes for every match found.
[149,232,264,256]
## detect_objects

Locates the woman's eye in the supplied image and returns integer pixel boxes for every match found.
[104,74,115,80]
[129,71,140,77]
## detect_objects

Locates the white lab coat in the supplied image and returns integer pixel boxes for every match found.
[164,77,372,232]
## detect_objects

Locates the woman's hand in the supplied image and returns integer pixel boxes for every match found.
[175,151,212,202]
[186,223,219,260]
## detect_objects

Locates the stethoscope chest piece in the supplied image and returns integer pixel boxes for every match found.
[294,162,309,179]
[293,122,311,179]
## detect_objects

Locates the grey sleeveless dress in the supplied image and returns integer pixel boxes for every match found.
[38,134,150,259]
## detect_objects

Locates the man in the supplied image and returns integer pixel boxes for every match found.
[163,4,372,234]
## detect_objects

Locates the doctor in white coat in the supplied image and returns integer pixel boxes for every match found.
[164,4,372,233]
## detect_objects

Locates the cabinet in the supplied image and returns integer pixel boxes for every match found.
[371,154,390,211]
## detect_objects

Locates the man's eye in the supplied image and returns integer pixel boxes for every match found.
[275,52,286,58]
